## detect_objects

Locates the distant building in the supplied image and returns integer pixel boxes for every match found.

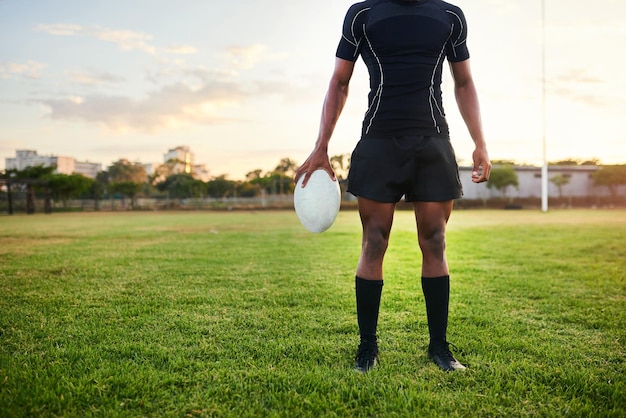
[5,149,102,179]
[154,146,210,182]
[143,162,160,177]
[164,146,194,175]
[74,160,102,179]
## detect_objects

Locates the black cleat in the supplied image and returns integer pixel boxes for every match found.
[428,341,466,372]
[354,338,379,373]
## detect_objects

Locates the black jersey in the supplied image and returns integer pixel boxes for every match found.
[336,0,470,139]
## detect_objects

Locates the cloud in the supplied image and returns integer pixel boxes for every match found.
[36,23,83,36]
[39,80,249,132]
[36,23,196,56]
[224,44,270,70]
[66,70,125,86]
[554,69,605,85]
[144,65,237,89]
[25,30,308,132]
[0,60,46,79]
[36,68,318,133]
[93,27,157,55]
[547,68,620,107]
[165,45,198,55]
[253,79,320,104]
[188,67,233,79]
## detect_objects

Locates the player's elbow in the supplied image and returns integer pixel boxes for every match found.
[454,76,475,93]
[329,76,350,98]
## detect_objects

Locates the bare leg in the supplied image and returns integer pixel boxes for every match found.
[413,201,453,278]
[353,197,395,372]
[414,200,466,371]
[356,197,396,280]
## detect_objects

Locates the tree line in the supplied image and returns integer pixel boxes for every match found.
[0,155,352,210]
[1,156,624,210]
[485,160,626,201]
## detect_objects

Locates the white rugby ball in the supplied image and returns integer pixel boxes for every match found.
[294,169,341,233]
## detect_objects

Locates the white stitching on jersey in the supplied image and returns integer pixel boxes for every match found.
[445,9,466,57]
[428,24,453,134]
[341,7,371,50]
[363,24,384,135]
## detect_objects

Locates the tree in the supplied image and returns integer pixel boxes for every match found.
[330,154,351,180]
[273,158,298,195]
[108,159,147,184]
[3,165,55,214]
[245,169,268,197]
[490,159,517,166]
[91,171,108,210]
[266,172,293,195]
[274,158,298,177]
[236,182,258,198]
[206,175,237,198]
[550,174,570,199]
[581,158,600,166]
[592,165,626,201]
[7,164,55,180]
[245,169,264,182]
[149,158,186,185]
[156,173,205,199]
[107,159,147,208]
[47,173,94,208]
[487,165,519,201]
[551,159,581,166]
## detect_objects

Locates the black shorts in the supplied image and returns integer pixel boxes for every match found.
[347,136,463,203]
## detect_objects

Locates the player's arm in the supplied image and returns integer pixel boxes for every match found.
[295,58,355,186]
[450,59,491,183]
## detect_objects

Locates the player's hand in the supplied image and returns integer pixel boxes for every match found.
[471,147,491,183]
[294,148,336,187]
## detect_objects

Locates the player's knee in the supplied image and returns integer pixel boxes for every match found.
[363,226,390,259]
[419,229,446,255]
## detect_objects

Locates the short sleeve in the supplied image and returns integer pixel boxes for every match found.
[445,6,470,62]
[336,3,369,62]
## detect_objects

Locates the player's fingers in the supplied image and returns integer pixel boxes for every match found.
[294,162,311,185]
[471,164,481,182]
[481,163,491,181]
[293,169,303,185]
[301,172,310,187]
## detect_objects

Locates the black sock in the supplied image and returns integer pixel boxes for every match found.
[355,276,384,342]
[421,275,450,346]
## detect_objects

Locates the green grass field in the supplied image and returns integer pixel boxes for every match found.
[1,209,625,417]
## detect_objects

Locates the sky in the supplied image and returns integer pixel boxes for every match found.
[1,0,625,180]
